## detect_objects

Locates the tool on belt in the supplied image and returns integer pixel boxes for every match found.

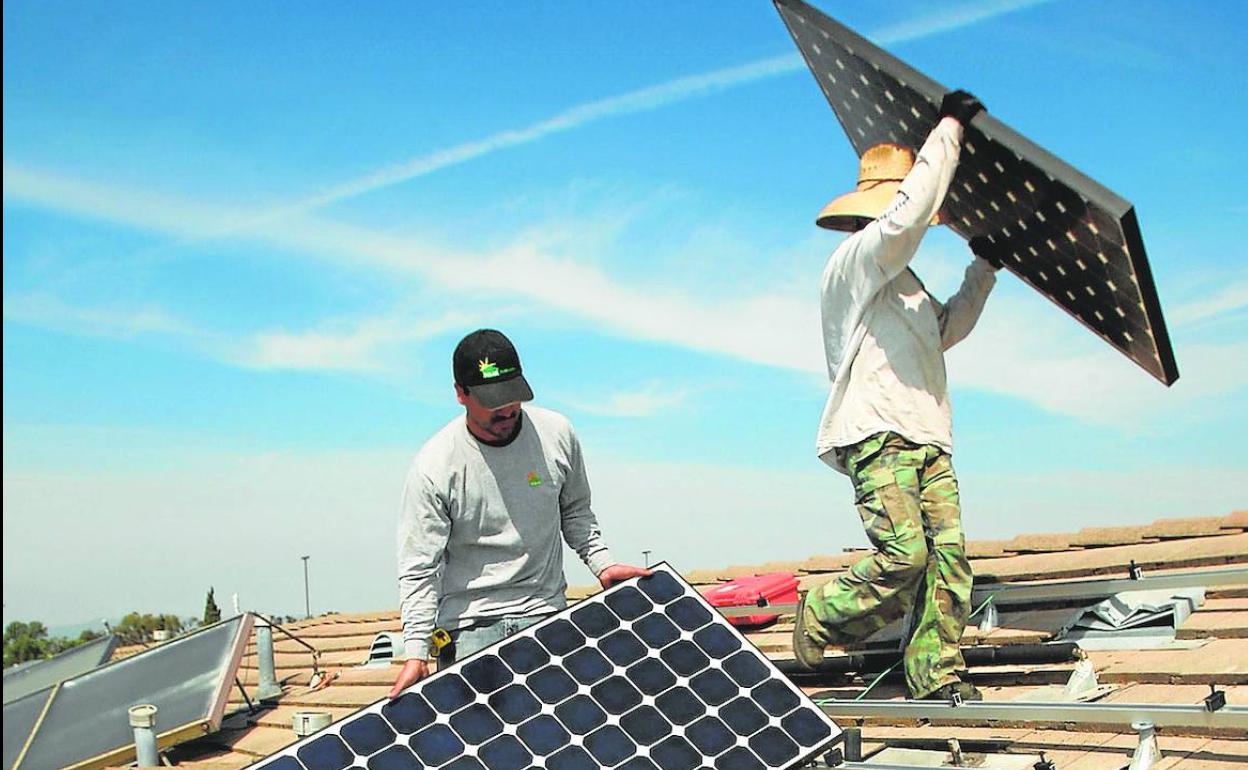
[430,627,452,658]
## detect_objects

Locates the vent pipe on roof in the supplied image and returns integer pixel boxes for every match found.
[255,615,283,701]
[128,704,159,767]
[293,711,332,737]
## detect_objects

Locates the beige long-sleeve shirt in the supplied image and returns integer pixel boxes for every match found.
[816,117,996,470]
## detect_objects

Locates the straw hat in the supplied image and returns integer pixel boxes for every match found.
[816,142,936,231]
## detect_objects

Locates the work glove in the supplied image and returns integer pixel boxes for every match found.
[938,89,985,127]
[969,235,1005,271]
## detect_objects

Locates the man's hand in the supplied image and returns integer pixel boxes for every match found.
[597,563,653,589]
[938,89,985,127]
[388,659,430,698]
[969,235,1006,271]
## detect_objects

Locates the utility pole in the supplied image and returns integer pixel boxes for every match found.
[301,555,311,619]
[642,550,652,568]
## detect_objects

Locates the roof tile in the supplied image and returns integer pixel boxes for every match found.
[966,539,1015,558]
[1069,525,1152,547]
[799,552,863,572]
[1144,517,1228,539]
[1219,510,1248,531]
[1002,533,1081,554]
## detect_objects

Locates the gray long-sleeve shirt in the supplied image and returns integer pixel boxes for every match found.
[398,405,615,659]
[817,117,996,468]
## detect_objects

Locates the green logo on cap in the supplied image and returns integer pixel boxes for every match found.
[478,357,517,380]
[478,358,500,379]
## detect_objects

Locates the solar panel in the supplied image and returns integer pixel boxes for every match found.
[3,687,54,770]
[12,615,252,770]
[2,633,119,705]
[249,565,839,770]
[774,0,1178,385]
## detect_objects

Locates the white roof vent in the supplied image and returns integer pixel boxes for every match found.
[363,631,409,668]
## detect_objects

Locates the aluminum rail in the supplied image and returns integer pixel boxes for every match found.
[817,698,1248,732]
[969,565,1248,606]
[834,764,1026,770]
[713,565,1248,617]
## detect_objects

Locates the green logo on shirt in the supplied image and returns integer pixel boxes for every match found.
[527,472,542,487]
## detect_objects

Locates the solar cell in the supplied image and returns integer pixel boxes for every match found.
[774,0,1178,385]
[249,565,839,769]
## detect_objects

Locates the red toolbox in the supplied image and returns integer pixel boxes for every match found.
[704,572,800,628]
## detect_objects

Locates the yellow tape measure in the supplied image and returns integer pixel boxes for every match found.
[430,628,452,657]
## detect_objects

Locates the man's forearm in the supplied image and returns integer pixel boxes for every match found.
[939,257,997,349]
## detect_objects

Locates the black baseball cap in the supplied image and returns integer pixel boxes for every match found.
[452,329,534,409]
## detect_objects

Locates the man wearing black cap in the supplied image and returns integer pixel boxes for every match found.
[389,329,649,696]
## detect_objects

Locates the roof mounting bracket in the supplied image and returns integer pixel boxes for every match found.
[1128,720,1162,770]
[1128,560,1143,580]
[1204,684,1226,713]
[1061,658,1100,700]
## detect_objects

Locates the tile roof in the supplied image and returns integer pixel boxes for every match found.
[114,510,1247,770]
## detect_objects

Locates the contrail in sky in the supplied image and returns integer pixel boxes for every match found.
[237,0,1055,228]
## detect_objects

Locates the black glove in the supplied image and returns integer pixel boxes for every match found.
[938,89,985,127]
[969,236,1005,270]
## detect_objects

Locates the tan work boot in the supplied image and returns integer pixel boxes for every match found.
[791,589,828,671]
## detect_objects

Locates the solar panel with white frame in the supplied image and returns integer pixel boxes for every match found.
[774,0,1178,385]
[251,565,840,770]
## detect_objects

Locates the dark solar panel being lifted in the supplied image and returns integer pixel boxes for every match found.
[250,565,839,770]
[774,0,1178,385]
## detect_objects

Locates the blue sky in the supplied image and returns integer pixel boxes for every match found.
[4,1,1246,629]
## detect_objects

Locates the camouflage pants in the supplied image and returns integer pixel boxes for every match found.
[805,432,973,697]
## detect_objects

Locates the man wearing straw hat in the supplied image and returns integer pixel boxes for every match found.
[792,91,1005,701]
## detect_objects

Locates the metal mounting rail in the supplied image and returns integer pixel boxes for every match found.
[968,565,1248,606]
[817,698,1248,732]
[834,764,1023,770]
[713,565,1248,617]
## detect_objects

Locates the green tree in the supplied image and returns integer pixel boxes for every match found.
[3,621,50,668]
[113,612,184,644]
[203,587,222,625]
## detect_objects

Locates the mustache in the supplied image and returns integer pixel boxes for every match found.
[490,412,518,424]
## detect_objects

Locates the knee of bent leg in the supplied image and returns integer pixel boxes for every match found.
[880,531,928,582]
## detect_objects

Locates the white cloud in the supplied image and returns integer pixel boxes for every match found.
[154,0,1059,235]
[8,165,1248,428]
[3,285,469,375]
[5,440,1242,624]
[229,312,472,373]
[3,291,206,340]
[949,299,1248,427]
[558,381,694,419]
[1170,280,1248,326]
